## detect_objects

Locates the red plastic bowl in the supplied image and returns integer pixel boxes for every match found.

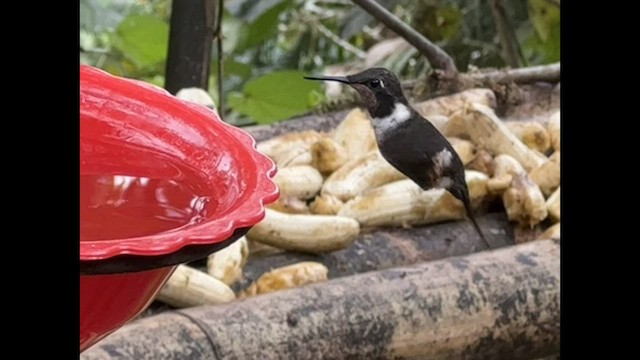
[79,65,279,352]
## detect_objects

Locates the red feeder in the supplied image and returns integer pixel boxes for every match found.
[79,65,279,352]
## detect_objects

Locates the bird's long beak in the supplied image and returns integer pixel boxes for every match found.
[303,75,351,84]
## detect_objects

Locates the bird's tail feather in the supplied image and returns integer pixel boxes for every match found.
[448,183,491,249]
[463,200,491,249]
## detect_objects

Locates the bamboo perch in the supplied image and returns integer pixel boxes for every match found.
[141,212,517,316]
[235,211,515,293]
[81,239,560,360]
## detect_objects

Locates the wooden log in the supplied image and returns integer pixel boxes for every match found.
[142,211,518,316]
[234,211,515,292]
[81,239,560,360]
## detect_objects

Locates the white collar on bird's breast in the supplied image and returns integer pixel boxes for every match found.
[372,103,412,141]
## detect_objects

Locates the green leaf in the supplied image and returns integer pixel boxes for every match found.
[522,22,560,64]
[435,6,463,41]
[210,58,253,93]
[235,0,292,51]
[411,4,462,42]
[227,70,323,124]
[102,58,137,77]
[213,59,253,80]
[522,0,560,65]
[528,0,560,41]
[111,15,169,69]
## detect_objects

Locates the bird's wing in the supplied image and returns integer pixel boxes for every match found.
[378,117,462,190]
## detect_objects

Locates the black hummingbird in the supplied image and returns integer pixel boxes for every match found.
[305,67,490,249]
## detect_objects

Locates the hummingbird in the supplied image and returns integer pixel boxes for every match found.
[304,68,490,249]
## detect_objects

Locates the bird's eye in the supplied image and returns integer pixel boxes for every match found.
[370,79,380,88]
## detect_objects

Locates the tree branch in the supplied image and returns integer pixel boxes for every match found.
[470,62,560,85]
[351,0,458,77]
[308,14,367,59]
[403,62,560,99]
[164,0,216,94]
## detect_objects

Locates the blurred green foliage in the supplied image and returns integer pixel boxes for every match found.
[112,15,169,69]
[526,0,560,63]
[227,70,323,123]
[80,0,560,125]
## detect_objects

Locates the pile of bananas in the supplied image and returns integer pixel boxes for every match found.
[157,88,560,307]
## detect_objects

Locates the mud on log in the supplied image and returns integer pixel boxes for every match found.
[82,239,560,360]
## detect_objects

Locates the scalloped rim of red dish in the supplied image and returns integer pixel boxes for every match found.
[80,65,279,261]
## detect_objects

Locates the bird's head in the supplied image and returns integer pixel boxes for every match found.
[305,67,407,118]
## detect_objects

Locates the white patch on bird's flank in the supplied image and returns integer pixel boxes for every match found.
[430,148,454,182]
[436,176,453,189]
[372,103,411,140]
[432,148,453,169]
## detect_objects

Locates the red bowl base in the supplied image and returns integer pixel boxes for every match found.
[80,266,176,352]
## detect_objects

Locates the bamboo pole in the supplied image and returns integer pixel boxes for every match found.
[82,239,560,360]
[234,212,515,293]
